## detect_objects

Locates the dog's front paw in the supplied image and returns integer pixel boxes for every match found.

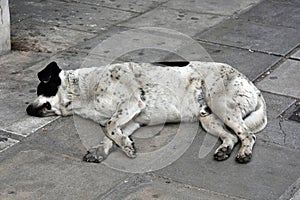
[83,150,104,163]
[122,146,137,158]
[235,152,252,164]
[214,146,232,161]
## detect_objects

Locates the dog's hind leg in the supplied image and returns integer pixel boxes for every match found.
[105,96,145,158]
[212,104,256,163]
[199,107,238,161]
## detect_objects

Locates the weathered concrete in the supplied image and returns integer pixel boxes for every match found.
[163,0,261,16]
[0,149,129,200]
[166,41,281,81]
[259,92,299,150]
[119,7,226,36]
[291,49,300,60]
[11,19,95,53]
[0,0,10,53]
[9,0,137,33]
[100,174,245,200]
[197,18,300,56]
[155,134,300,200]
[257,59,300,99]
[238,0,300,29]
[82,0,169,13]
[197,0,300,56]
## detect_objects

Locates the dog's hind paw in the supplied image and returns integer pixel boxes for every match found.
[82,150,104,163]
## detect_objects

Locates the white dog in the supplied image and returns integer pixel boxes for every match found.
[26,61,267,163]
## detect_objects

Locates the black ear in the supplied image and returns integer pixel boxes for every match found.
[38,62,61,83]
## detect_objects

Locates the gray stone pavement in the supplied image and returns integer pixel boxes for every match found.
[0,0,299,199]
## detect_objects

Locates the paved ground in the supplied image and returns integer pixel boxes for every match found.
[0,0,299,199]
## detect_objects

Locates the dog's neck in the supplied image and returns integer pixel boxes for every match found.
[61,67,102,99]
[62,70,81,96]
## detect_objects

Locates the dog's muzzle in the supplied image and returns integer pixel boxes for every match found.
[26,103,45,117]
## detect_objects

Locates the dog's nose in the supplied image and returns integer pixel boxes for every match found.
[26,104,43,117]
[26,104,34,116]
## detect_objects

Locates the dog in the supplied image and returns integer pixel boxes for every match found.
[26,61,267,163]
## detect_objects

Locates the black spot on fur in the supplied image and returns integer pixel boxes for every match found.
[204,106,212,115]
[152,61,190,67]
[140,88,146,101]
[37,62,62,97]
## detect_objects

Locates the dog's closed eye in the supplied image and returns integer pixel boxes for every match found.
[43,102,51,110]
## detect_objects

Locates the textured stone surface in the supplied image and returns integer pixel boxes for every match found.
[257,59,300,99]
[11,20,95,53]
[80,0,168,13]
[155,134,300,200]
[198,19,300,55]
[239,0,300,29]
[120,7,226,36]
[258,92,299,150]
[0,149,129,200]
[183,42,280,80]
[163,0,261,16]
[291,49,300,60]
[0,133,18,152]
[10,0,136,32]
[100,175,244,200]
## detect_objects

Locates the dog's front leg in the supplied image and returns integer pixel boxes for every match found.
[105,96,145,158]
[83,136,114,163]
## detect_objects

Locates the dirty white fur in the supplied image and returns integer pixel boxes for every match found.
[34,62,267,163]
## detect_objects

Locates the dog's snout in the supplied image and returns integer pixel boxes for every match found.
[26,104,43,117]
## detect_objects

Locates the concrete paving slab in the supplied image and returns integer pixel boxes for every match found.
[262,92,296,120]
[198,18,300,55]
[154,134,300,200]
[265,119,300,151]
[258,92,299,150]
[239,0,300,29]
[291,49,300,60]
[120,7,226,36]
[21,49,113,71]
[74,28,213,62]
[11,19,95,53]
[101,175,245,200]
[78,0,168,13]
[257,59,300,99]
[168,42,281,81]
[0,132,19,152]
[0,51,47,74]
[163,0,261,16]
[9,0,136,33]
[0,149,129,200]
[21,117,91,158]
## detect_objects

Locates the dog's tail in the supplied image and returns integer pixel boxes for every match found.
[244,94,267,134]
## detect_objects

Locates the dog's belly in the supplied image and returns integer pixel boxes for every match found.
[133,83,202,125]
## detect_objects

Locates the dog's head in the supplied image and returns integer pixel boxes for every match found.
[26,62,64,117]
